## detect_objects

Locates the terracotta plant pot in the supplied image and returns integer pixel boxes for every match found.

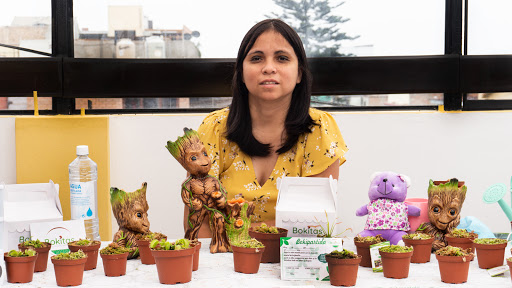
[436,254,473,284]
[232,245,265,274]
[193,241,201,271]
[325,255,362,287]
[446,236,476,257]
[100,252,128,277]
[151,247,195,284]
[474,242,507,269]
[249,228,288,263]
[4,252,37,283]
[507,259,512,281]
[379,250,413,279]
[354,240,372,267]
[19,242,51,272]
[136,239,155,265]
[403,238,434,263]
[68,241,101,270]
[52,257,88,287]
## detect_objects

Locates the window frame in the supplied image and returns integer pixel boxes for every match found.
[0,0,510,114]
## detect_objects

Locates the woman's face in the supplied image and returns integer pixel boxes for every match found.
[242,30,301,105]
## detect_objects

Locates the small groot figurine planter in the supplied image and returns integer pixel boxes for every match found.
[418,179,467,252]
[110,182,150,259]
[226,198,255,245]
[166,128,230,253]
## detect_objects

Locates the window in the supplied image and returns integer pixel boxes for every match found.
[0,0,52,111]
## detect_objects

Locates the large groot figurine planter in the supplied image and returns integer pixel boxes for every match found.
[418,179,467,252]
[110,182,150,259]
[166,128,230,253]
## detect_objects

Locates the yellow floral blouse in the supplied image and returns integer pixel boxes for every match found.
[197,107,348,223]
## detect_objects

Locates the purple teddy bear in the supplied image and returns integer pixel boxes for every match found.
[356,171,420,245]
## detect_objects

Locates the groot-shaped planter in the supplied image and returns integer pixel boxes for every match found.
[418,179,467,252]
[110,182,150,259]
[166,128,230,253]
[225,199,255,245]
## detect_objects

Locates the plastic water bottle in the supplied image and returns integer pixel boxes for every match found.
[69,145,100,240]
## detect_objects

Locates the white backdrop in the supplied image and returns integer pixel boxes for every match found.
[1,111,511,239]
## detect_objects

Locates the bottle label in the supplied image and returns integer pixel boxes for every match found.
[70,181,96,220]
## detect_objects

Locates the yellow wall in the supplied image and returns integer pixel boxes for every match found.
[15,116,111,240]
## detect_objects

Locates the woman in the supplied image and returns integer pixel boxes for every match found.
[189,19,348,237]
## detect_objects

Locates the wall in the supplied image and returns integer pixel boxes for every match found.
[1,111,511,239]
[0,117,16,184]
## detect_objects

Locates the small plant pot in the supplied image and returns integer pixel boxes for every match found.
[446,236,475,259]
[404,198,429,232]
[473,242,507,269]
[379,250,413,279]
[19,242,51,272]
[354,240,372,267]
[249,228,288,263]
[151,247,195,284]
[193,241,201,271]
[100,252,129,277]
[436,254,473,284]
[232,245,265,274]
[403,238,434,263]
[4,252,37,283]
[52,257,88,287]
[68,241,101,270]
[325,255,361,287]
[136,239,155,265]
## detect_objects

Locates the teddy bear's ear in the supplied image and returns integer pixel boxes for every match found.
[398,174,411,188]
[370,172,381,182]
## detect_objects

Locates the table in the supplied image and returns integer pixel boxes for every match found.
[3,238,511,287]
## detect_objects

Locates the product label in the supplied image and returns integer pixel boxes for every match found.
[280,237,343,281]
[370,241,390,272]
[70,181,96,220]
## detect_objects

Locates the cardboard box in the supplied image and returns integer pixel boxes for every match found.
[0,181,63,252]
[276,176,337,237]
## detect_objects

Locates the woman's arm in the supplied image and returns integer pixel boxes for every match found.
[310,159,340,180]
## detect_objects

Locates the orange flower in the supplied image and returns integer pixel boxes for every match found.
[235,219,244,227]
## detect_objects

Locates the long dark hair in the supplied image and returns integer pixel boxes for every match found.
[226,19,314,157]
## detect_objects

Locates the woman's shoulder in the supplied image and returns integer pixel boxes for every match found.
[198,107,229,133]
[308,108,337,126]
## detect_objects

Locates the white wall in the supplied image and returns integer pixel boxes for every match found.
[0,117,16,184]
[109,111,512,238]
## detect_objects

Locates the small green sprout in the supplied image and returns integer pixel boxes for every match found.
[7,249,36,257]
[51,250,87,260]
[379,245,413,253]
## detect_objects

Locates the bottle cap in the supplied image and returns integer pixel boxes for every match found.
[76,145,89,155]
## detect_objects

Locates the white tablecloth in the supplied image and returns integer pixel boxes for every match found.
[3,238,511,287]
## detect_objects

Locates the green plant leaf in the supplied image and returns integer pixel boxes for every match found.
[280,237,292,247]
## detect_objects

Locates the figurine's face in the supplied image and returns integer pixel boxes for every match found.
[182,143,211,176]
[428,194,461,231]
[123,200,150,233]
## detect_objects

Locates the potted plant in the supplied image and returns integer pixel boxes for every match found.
[51,250,88,287]
[248,223,288,263]
[402,233,434,263]
[435,245,473,284]
[18,239,51,272]
[353,234,386,267]
[446,228,478,254]
[100,242,131,277]
[325,249,361,287]
[4,249,37,283]
[68,238,101,270]
[378,245,413,279]
[231,238,265,274]
[135,232,167,265]
[473,238,508,269]
[150,238,195,284]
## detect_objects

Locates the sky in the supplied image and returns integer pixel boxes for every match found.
[1,0,512,57]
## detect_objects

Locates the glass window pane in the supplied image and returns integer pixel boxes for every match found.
[468,0,512,55]
[0,0,52,57]
[75,97,232,110]
[0,97,53,110]
[312,94,443,107]
[74,0,444,59]
[467,93,512,100]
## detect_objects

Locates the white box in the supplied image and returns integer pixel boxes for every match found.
[276,176,337,237]
[0,181,63,252]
